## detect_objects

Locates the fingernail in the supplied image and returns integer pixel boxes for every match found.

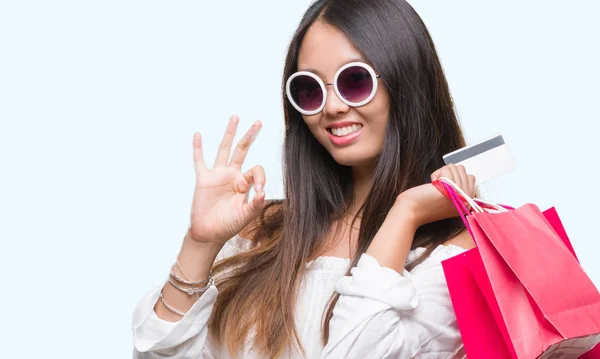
[255,184,262,191]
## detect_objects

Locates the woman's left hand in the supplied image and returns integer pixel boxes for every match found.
[395,164,476,228]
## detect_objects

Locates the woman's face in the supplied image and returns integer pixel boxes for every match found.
[296,20,391,168]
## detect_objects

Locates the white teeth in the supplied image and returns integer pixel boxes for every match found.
[331,124,362,137]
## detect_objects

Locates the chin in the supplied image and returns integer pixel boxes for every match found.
[329,149,377,168]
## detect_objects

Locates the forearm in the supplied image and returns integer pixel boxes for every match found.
[366,201,418,273]
[154,230,223,322]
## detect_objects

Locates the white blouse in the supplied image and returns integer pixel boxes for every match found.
[132,235,468,358]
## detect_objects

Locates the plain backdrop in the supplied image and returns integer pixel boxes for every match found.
[1,1,598,357]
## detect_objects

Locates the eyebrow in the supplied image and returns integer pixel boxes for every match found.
[298,57,368,78]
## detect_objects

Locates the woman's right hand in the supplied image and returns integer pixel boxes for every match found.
[187,115,266,246]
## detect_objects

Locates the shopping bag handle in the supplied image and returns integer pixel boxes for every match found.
[436,177,514,213]
[438,179,476,237]
[474,198,515,212]
[437,177,485,213]
[434,177,514,237]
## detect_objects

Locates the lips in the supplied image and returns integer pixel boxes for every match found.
[326,123,363,146]
[328,123,363,137]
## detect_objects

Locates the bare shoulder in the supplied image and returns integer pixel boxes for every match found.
[444,228,476,250]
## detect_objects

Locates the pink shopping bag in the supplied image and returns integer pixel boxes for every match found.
[436,179,600,358]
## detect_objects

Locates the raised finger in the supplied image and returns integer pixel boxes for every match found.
[243,165,266,192]
[214,116,240,167]
[192,132,207,175]
[228,121,262,169]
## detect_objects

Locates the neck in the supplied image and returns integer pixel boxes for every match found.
[312,162,375,260]
[349,163,375,216]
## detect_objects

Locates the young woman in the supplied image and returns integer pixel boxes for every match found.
[132,0,478,357]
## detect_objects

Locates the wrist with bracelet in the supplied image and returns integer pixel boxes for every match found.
[159,257,214,317]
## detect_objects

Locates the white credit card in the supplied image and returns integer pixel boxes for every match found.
[443,134,515,186]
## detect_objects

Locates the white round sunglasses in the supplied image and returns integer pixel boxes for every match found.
[285,61,382,115]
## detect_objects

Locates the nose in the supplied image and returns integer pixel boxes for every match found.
[322,83,350,117]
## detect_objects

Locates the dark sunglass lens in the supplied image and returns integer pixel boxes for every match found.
[290,75,323,112]
[337,66,374,104]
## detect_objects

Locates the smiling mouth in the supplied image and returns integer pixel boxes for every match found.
[326,123,363,137]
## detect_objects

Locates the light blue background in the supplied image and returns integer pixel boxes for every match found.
[0,1,598,357]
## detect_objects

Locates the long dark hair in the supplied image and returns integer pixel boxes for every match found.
[208,1,468,357]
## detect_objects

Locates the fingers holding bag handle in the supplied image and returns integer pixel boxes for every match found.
[441,180,475,237]
[438,177,484,213]
[433,176,512,238]
[436,177,511,214]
